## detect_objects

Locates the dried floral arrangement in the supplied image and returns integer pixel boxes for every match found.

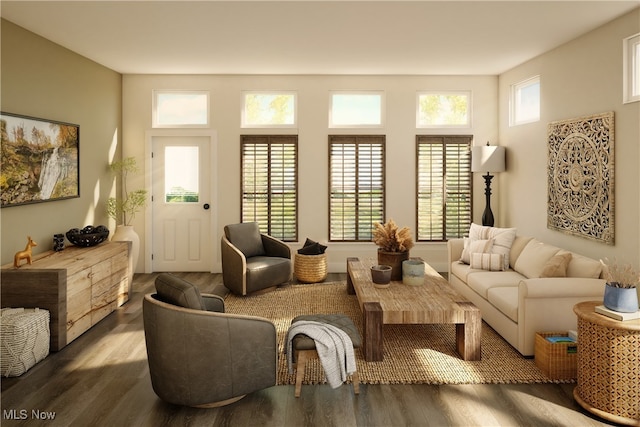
[601,258,640,289]
[372,219,414,253]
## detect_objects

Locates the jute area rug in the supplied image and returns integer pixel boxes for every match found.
[224,282,564,385]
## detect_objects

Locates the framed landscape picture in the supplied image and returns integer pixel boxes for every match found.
[1,112,80,207]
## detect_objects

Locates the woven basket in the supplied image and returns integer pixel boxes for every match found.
[534,331,577,380]
[294,253,328,283]
[1,308,50,377]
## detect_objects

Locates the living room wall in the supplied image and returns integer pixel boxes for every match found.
[498,8,640,270]
[0,20,123,265]
[123,74,499,273]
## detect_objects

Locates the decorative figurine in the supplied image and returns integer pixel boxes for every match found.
[14,236,37,268]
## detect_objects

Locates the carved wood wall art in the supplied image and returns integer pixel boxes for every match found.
[547,112,614,244]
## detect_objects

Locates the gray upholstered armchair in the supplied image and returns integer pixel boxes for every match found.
[143,273,277,407]
[221,222,292,295]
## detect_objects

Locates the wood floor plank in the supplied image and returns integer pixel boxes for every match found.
[0,272,616,427]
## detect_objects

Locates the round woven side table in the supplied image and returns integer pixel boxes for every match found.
[573,301,640,426]
[294,253,327,283]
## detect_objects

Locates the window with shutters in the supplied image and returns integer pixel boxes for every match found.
[329,135,385,241]
[416,135,472,241]
[241,135,298,241]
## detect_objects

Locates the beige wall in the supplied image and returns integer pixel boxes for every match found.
[1,20,122,265]
[498,9,640,268]
[123,74,498,272]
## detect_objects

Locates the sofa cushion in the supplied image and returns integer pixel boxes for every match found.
[513,239,561,279]
[467,271,524,299]
[560,251,603,279]
[470,252,505,271]
[225,222,266,258]
[450,261,480,283]
[487,287,519,322]
[540,252,572,278]
[509,235,534,269]
[460,238,493,264]
[468,223,517,270]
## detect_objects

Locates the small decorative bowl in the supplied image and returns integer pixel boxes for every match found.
[66,225,110,247]
[371,264,392,286]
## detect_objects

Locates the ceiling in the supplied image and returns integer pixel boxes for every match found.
[1,1,638,75]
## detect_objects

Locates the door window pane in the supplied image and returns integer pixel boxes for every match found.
[165,146,199,203]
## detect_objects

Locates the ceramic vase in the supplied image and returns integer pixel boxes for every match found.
[603,283,639,313]
[112,225,140,283]
[402,259,425,286]
[377,249,410,281]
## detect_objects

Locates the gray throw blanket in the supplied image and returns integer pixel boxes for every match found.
[286,320,356,389]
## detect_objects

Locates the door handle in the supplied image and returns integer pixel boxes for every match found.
[203,203,210,210]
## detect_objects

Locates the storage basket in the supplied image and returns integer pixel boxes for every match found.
[294,253,328,283]
[534,331,577,380]
[1,308,50,377]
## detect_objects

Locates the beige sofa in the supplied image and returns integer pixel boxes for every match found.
[447,235,606,356]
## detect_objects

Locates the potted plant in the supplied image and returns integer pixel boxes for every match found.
[601,258,639,313]
[108,157,147,274]
[372,219,414,281]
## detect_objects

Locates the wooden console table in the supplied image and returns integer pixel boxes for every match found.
[573,301,640,426]
[1,242,131,351]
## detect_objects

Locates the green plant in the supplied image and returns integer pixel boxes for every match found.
[601,258,639,289]
[372,219,414,253]
[107,157,147,226]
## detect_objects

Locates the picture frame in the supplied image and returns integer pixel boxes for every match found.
[1,112,80,207]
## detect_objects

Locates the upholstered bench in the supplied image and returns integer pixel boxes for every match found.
[1,308,50,377]
[289,313,361,397]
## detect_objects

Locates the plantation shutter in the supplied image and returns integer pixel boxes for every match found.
[329,135,385,241]
[241,135,297,241]
[417,135,472,241]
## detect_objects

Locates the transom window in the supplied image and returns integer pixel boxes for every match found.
[416,91,471,127]
[624,33,640,103]
[241,92,297,128]
[241,135,298,241]
[510,76,540,126]
[329,135,385,241]
[416,135,472,241]
[329,91,385,127]
[152,90,209,128]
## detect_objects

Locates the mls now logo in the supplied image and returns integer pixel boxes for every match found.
[3,409,56,420]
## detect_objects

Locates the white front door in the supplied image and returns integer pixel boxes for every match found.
[151,135,213,272]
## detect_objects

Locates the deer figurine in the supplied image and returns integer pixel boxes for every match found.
[14,236,37,268]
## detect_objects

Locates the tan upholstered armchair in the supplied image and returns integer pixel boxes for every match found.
[143,273,277,407]
[221,222,292,295]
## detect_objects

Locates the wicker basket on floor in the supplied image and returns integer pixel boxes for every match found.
[294,253,327,283]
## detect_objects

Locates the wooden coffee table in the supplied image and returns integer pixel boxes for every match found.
[347,257,481,362]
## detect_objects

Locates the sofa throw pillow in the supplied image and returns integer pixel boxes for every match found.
[540,252,573,278]
[513,238,561,278]
[468,223,517,270]
[460,238,493,264]
[470,252,506,271]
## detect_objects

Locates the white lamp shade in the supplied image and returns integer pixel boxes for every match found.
[471,145,506,173]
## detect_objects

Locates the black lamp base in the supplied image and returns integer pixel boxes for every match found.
[482,173,495,227]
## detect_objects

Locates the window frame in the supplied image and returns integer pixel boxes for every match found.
[329,91,386,128]
[328,135,386,242]
[623,33,640,104]
[241,91,298,128]
[152,90,210,128]
[416,135,472,242]
[509,75,540,126]
[416,91,472,128]
[241,135,298,241]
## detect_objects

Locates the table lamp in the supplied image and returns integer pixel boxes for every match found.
[471,142,506,227]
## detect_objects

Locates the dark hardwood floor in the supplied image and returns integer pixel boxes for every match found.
[1,272,615,426]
